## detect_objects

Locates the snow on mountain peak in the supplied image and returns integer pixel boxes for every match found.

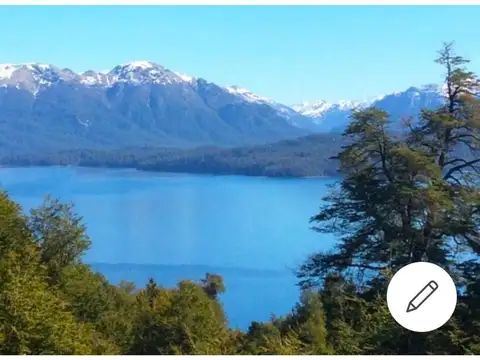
[174,72,195,83]
[292,82,450,121]
[225,85,273,104]
[108,61,191,86]
[222,85,305,121]
[0,59,453,127]
[109,61,162,75]
[292,100,348,118]
[0,63,81,95]
[80,70,112,86]
[420,83,451,97]
[0,63,58,80]
[119,60,158,70]
[0,64,23,79]
[0,60,202,92]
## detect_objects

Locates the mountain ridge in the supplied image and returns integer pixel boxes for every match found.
[290,83,446,132]
[0,60,310,155]
[0,60,449,155]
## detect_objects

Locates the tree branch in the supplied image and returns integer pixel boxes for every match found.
[444,158,480,180]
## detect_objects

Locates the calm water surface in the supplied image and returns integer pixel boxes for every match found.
[0,166,336,329]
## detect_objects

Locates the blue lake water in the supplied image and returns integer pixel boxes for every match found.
[0,166,336,329]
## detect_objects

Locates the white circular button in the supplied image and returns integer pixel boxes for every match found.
[386,262,457,332]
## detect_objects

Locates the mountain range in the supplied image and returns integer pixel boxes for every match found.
[290,84,446,132]
[0,61,447,155]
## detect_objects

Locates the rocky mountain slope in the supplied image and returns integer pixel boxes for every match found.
[0,61,309,155]
[0,60,449,155]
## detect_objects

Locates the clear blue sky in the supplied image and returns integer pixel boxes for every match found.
[2,6,480,104]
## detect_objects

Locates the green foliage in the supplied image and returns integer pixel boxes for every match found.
[0,193,96,354]
[57,264,135,353]
[28,196,91,284]
[242,321,305,354]
[129,278,232,355]
[297,42,480,354]
[200,272,226,300]
[0,43,478,355]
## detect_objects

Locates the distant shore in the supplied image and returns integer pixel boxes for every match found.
[0,163,336,180]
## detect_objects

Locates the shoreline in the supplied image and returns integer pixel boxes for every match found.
[0,163,337,180]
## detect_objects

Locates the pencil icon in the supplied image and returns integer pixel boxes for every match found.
[406,280,439,313]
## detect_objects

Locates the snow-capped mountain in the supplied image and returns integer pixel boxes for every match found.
[80,70,112,86]
[0,61,297,116]
[0,59,451,155]
[291,84,446,132]
[220,81,447,133]
[0,63,81,95]
[291,100,364,132]
[225,85,271,103]
[223,85,316,129]
[0,61,308,155]
[292,100,362,119]
[0,61,193,90]
[107,61,190,86]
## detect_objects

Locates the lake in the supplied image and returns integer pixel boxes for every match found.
[0,166,336,329]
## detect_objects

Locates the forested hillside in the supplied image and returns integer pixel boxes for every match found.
[0,133,344,177]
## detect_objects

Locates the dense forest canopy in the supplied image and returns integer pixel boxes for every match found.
[0,44,478,355]
[0,133,344,178]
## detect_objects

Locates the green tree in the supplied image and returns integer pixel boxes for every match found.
[242,320,305,355]
[299,43,479,287]
[297,43,480,355]
[129,278,232,355]
[409,42,480,263]
[28,196,91,284]
[200,273,226,300]
[57,264,135,353]
[277,291,332,354]
[0,192,96,354]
